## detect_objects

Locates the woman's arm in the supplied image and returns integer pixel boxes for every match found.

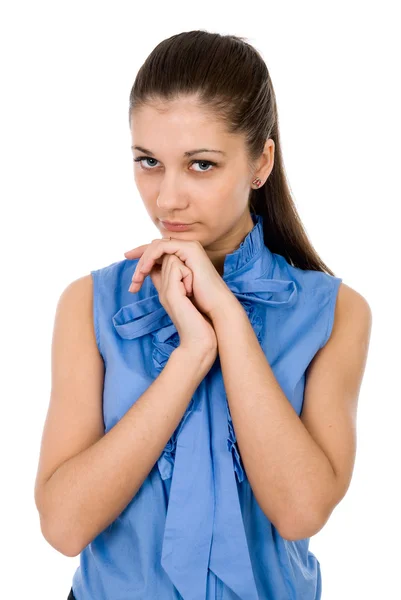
[210,283,372,541]
[34,276,214,557]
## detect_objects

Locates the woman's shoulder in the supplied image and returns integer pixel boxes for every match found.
[91,257,139,284]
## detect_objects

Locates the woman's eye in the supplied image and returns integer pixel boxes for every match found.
[133,157,216,173]
[134,157,159,169]
[191,160,216,172]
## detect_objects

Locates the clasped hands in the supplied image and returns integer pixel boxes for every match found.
[123,237,233,321]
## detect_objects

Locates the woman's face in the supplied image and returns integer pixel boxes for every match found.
[130,95,273,273]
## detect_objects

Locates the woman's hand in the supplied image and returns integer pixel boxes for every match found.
[124,238,232,321]
[124,242,222,357]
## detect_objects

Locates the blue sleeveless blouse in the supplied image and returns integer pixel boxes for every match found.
[71,212,342,599]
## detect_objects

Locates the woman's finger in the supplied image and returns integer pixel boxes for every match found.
[162,254,193,297]
[129,251,153,290]
[128,239,177,292]
[129,256,160,291]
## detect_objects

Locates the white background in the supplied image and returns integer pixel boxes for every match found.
[1,1,399,598]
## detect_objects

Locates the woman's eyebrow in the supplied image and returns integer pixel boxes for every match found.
[131,145,227,158]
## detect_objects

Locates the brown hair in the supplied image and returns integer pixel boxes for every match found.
[128,30,335,275]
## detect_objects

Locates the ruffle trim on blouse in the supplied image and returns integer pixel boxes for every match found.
[227,401,245,483]
[222,213,265,277]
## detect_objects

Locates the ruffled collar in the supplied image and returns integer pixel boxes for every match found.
[111,212,299,598]
[221,212,267,278]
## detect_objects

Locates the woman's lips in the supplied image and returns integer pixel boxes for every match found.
[160,220,195,232]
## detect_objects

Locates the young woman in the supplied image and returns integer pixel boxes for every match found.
[34,30,372,600]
